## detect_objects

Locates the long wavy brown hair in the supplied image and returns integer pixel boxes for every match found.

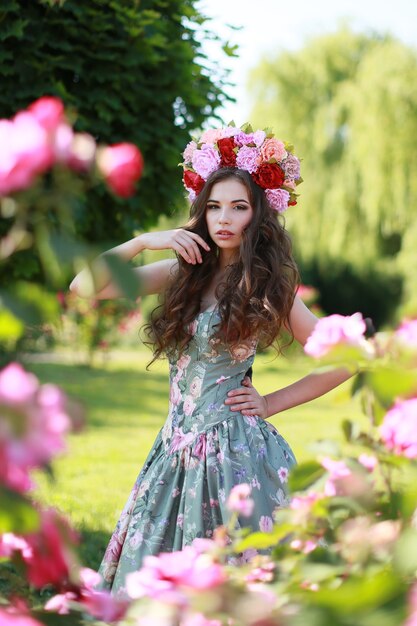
[144,168,299,364]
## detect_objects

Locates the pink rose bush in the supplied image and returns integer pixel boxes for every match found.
[0,362,82,492]
[0,96,143,198]
[379,398,417,458]
[304,312,368,358]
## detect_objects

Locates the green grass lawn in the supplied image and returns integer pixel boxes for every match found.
[24,347,364,571]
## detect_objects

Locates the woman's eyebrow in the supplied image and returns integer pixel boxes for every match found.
[207,198,250,204]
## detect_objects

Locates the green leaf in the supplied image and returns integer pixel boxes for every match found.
[393,528,417,576]
[0,307,24,341]
[288,460,326,492]
[341,419,353,441]
[0,487,40,534]
[366,368,417,408]
[234,523,294,551]
[307,568,405,612]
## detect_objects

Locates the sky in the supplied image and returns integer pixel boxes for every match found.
[199,0,417,123]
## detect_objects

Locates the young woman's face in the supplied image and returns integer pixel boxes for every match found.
[205,178,254,253]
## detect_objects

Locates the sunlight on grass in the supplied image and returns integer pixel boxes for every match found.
[26,347,365,568]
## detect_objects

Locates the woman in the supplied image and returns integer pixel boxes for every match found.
[70,124,350,596]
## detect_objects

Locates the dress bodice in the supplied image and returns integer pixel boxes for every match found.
[162,309,258,452]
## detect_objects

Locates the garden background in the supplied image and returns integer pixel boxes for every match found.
[1,1,417,625]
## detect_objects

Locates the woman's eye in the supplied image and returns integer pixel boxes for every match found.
[206,204,218,210]
[235,205,247,211]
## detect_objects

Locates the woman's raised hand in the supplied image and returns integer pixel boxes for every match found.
[140,229,210,264]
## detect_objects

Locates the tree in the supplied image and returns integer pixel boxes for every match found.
[0,0,234,283]
[249,27,417,322]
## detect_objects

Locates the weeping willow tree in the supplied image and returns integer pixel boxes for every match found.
[249,27,417,320]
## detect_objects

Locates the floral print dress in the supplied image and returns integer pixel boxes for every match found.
[97,308,297,596]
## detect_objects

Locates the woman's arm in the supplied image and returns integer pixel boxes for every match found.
[225,295,353,418]
[69,229,210,299]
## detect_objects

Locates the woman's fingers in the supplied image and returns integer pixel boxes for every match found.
[173,230,210,264]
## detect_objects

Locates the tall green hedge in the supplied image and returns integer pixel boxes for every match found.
[0,0,232,281]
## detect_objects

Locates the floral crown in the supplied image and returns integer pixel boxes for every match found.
[181,122,302,213]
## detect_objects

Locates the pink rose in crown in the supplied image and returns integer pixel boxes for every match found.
[183,140,198,162]
[235,145,259,173]
[97,142,143,197]
[260,138,287,162]
[191,144,221,179]
[304,312,367,358]
[265,188,290,213]
[380,398,417,459]
[283,153,301,179]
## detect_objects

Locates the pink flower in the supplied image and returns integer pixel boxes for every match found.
[358,453,378,471]
[97,142,144,197]
[183,395,196,417]
[259,515,273,532]
[181,613,222,626]
[380,398,417,459]
[235,146,259,173]
[226,483,254,517]
[260,138,287,162]
[282,153,301,179]
[189,376,202,398]
[23,508,78,588]
[0,533,32,559]
[320,457,352,497]
[0,607,44,626]
[278,466,289,483]
[0,363,77,492]
[169,427,195,453]
[199,129,223,144]
[234,130,265,147]
[0,113,52,195]
[191,144,221,179]
[193,434,206,461]
[265,188,290,213]
[28,96,65,132]
[216,375,230,384]
[395,319,417,348]
[66,132,96,171]
[177,354,191,371]
[170,381,182,406]
[126,546,226,603]
[304,312,367,358]
[182,140,198,163]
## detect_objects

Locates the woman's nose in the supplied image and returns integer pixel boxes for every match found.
[218,209,231,224]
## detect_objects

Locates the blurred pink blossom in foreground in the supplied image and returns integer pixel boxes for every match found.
[0,96,143,197]
[0,362,80,492]
[126,541,226,605]
[304,312,367,358]
[380,398,417,459]
[226,482,255,517]
[45,568,129,623]
[97,142,144,197]
[395,319,417,349]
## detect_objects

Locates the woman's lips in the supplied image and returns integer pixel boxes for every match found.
[215,230,234,239]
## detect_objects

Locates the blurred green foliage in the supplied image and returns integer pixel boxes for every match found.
[0,0,233,284]
[249,27,417,324]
